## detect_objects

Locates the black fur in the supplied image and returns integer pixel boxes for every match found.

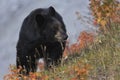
[16,6,68,74]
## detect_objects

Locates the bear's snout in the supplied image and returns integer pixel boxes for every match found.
[55,31,68,41]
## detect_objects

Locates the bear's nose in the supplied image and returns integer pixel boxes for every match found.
[63,34,68,40]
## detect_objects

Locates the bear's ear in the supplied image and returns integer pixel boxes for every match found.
[36,14,45,27]
[49,6,55,16]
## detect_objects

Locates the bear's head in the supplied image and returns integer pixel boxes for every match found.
[35,6,68,43]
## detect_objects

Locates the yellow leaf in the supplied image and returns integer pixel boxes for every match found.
[97,18,101,23]
[100,20,107,27]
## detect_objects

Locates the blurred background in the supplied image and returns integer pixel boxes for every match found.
[0,0,96,79]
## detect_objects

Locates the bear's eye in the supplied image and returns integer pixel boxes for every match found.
[53,25,59,32]
[52,26,58,33]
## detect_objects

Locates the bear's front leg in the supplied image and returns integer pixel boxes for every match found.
[16,48,36,75]
[16,40,41,74]
[46,42,66,67]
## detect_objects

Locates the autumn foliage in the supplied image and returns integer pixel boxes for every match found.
[63,31,94,58]
[90,0,120,31]
[4,64,49,80]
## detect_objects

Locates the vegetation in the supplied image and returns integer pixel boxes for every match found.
[4,0,120,80]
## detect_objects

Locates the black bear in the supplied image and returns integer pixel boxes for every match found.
[16,6,68,74]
